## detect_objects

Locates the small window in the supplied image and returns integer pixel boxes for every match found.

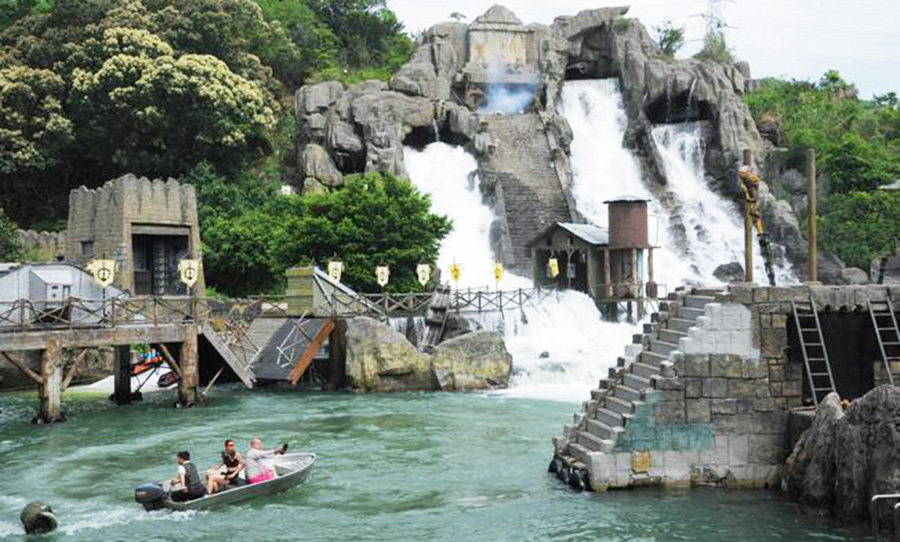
[81,241,94,257]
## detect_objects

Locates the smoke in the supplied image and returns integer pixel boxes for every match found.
[478,55,535,115]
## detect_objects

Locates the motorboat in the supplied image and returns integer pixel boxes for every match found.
[134,453,316,511]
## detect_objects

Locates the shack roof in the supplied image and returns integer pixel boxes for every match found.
[603,195,650,203]
[527,222,609,247]
[878,179,900,191]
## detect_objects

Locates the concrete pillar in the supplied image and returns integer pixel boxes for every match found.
[36,338,64,423]
[113,345,132,404]
[177,326,199,407]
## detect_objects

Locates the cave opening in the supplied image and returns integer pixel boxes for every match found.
[644,91,715,125]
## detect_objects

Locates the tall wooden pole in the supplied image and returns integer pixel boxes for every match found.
[743,150,753,283]
[807,148,818,282]
[113,344,132,404]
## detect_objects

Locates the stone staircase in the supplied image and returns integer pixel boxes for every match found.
[561,291,719,469]
[478,113,573,271]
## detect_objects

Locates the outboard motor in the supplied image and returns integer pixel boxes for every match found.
[134,483,167,511]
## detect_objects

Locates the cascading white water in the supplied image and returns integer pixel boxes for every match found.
[405,142,639,402]
[559,79,794,286]
[652,123,795,284]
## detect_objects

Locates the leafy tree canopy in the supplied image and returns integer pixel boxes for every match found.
[183,164,451,296]
[0,206,21,261]
[819,191,900,270]
[653,19,684,60]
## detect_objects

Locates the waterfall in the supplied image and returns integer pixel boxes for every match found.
[558,78,794,286]
[405,143,638,402]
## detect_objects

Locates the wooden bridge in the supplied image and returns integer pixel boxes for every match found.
[0,269,556,423]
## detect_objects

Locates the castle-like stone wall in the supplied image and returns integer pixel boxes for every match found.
[66,174,204,294]
[16,230,66,261]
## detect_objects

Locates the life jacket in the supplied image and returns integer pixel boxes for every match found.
[222,451,240,470]
[182,461,204,496]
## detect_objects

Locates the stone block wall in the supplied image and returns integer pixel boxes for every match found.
[680,303,758,358]
[17,230,66,261]
[588,352,787,490]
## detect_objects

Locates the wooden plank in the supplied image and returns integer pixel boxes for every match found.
[289,319,335,386]
[156,343,183,379]
[0,351,43,384]
[0,324,187,351]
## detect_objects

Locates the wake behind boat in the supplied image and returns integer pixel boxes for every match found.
[134,453,317,511]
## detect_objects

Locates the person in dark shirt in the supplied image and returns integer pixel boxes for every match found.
[170,451,208,502]
[206,439,246,494]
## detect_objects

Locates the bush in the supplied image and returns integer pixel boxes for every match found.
[694,32,732,63]
[0,207,21,261]
[819,191,900,270]
[653,19,684,59]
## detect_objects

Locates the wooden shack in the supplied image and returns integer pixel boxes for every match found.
[527,196,656,319]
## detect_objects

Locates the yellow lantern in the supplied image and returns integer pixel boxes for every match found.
[416,263,431,286]
[494,262,505,283]
[548,258,560,279]
[375,265,390,287]
[449,262,462,283]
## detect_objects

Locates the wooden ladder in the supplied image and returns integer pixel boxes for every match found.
[791,298,837,406]
[867,298,900,386]
[420,285,452,352]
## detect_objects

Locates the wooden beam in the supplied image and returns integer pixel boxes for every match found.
[289,319,335,386]
[0,324,188,352]
[1,351,43,384]
[61,349,90,390]
[155,343,183,379]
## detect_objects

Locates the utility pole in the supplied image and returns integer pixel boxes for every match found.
[807,148,817,282]
[743,150,753,283]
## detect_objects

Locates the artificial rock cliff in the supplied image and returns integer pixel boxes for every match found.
[294,5,824,280]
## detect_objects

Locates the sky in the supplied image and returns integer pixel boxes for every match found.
[385,0,900,99]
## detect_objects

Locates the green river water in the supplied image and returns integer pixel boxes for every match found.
[0,387,868,541]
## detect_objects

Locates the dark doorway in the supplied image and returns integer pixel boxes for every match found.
[787,311,880,402]
[132,234,189,296]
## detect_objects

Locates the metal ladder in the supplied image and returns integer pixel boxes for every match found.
[868,298,900,386]
[791,298,837,406]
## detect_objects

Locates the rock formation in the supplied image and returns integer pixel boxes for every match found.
[294,5,817,279]
[783,387,900,525]
[343,317,511,392]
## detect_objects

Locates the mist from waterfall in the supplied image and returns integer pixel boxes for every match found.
[405,142,639,402]
[558,78,794,286]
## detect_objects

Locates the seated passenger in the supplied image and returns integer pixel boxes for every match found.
[244,437,287,484]
[206,439,246,494]
[170,451,207,502]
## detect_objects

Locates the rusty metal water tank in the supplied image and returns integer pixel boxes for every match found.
[604,196,650,248]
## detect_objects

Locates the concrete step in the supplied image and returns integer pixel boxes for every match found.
[623,372,652,390]
[658,328,687,344]
[649,338,679,356]
[631,361,661,379]
[596,407,624,427]
[640,350,669,367]
[684,295,716,309]
[666,317,697,333]
[586,418,623,441]
[569,442,592,465]
[605,395,634,415]
[614,384,641,402]
[577,430,614,453]
[679,306,705,321]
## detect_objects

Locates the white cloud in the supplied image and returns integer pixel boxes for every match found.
[386,0,900,98]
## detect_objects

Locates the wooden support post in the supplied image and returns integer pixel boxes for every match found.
[37,337,64,423]
[177,326,199,407]
[743,149,754,283]
[156,343,183,379]
[603,249,611,298]
[648,248,655,283]
[113,344,132,405]
[807,148,818,283]
[61,348,89,390]
[327,318,347,391]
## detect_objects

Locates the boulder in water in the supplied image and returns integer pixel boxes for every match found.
[20,502,58,535]
[713,262,745,283]
[429,331,512,391]
[344,317,434,392]
[840,267,869,285]
[782,386,900,525]
[442,313,482,341]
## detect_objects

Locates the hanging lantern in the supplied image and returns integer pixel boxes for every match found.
[494,262,505,283]
[375,265,390,287]
[547,258,560,279]
[416,263,431,286]
[328,260,344,283]
[449,262,462,283]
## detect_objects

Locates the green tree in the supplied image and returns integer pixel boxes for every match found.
[653,19,684,59]
[0,206,21,261]
[694,31,732,63]
[449,12,465,22]
[819,191,900,270]
[285,172,451,293]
